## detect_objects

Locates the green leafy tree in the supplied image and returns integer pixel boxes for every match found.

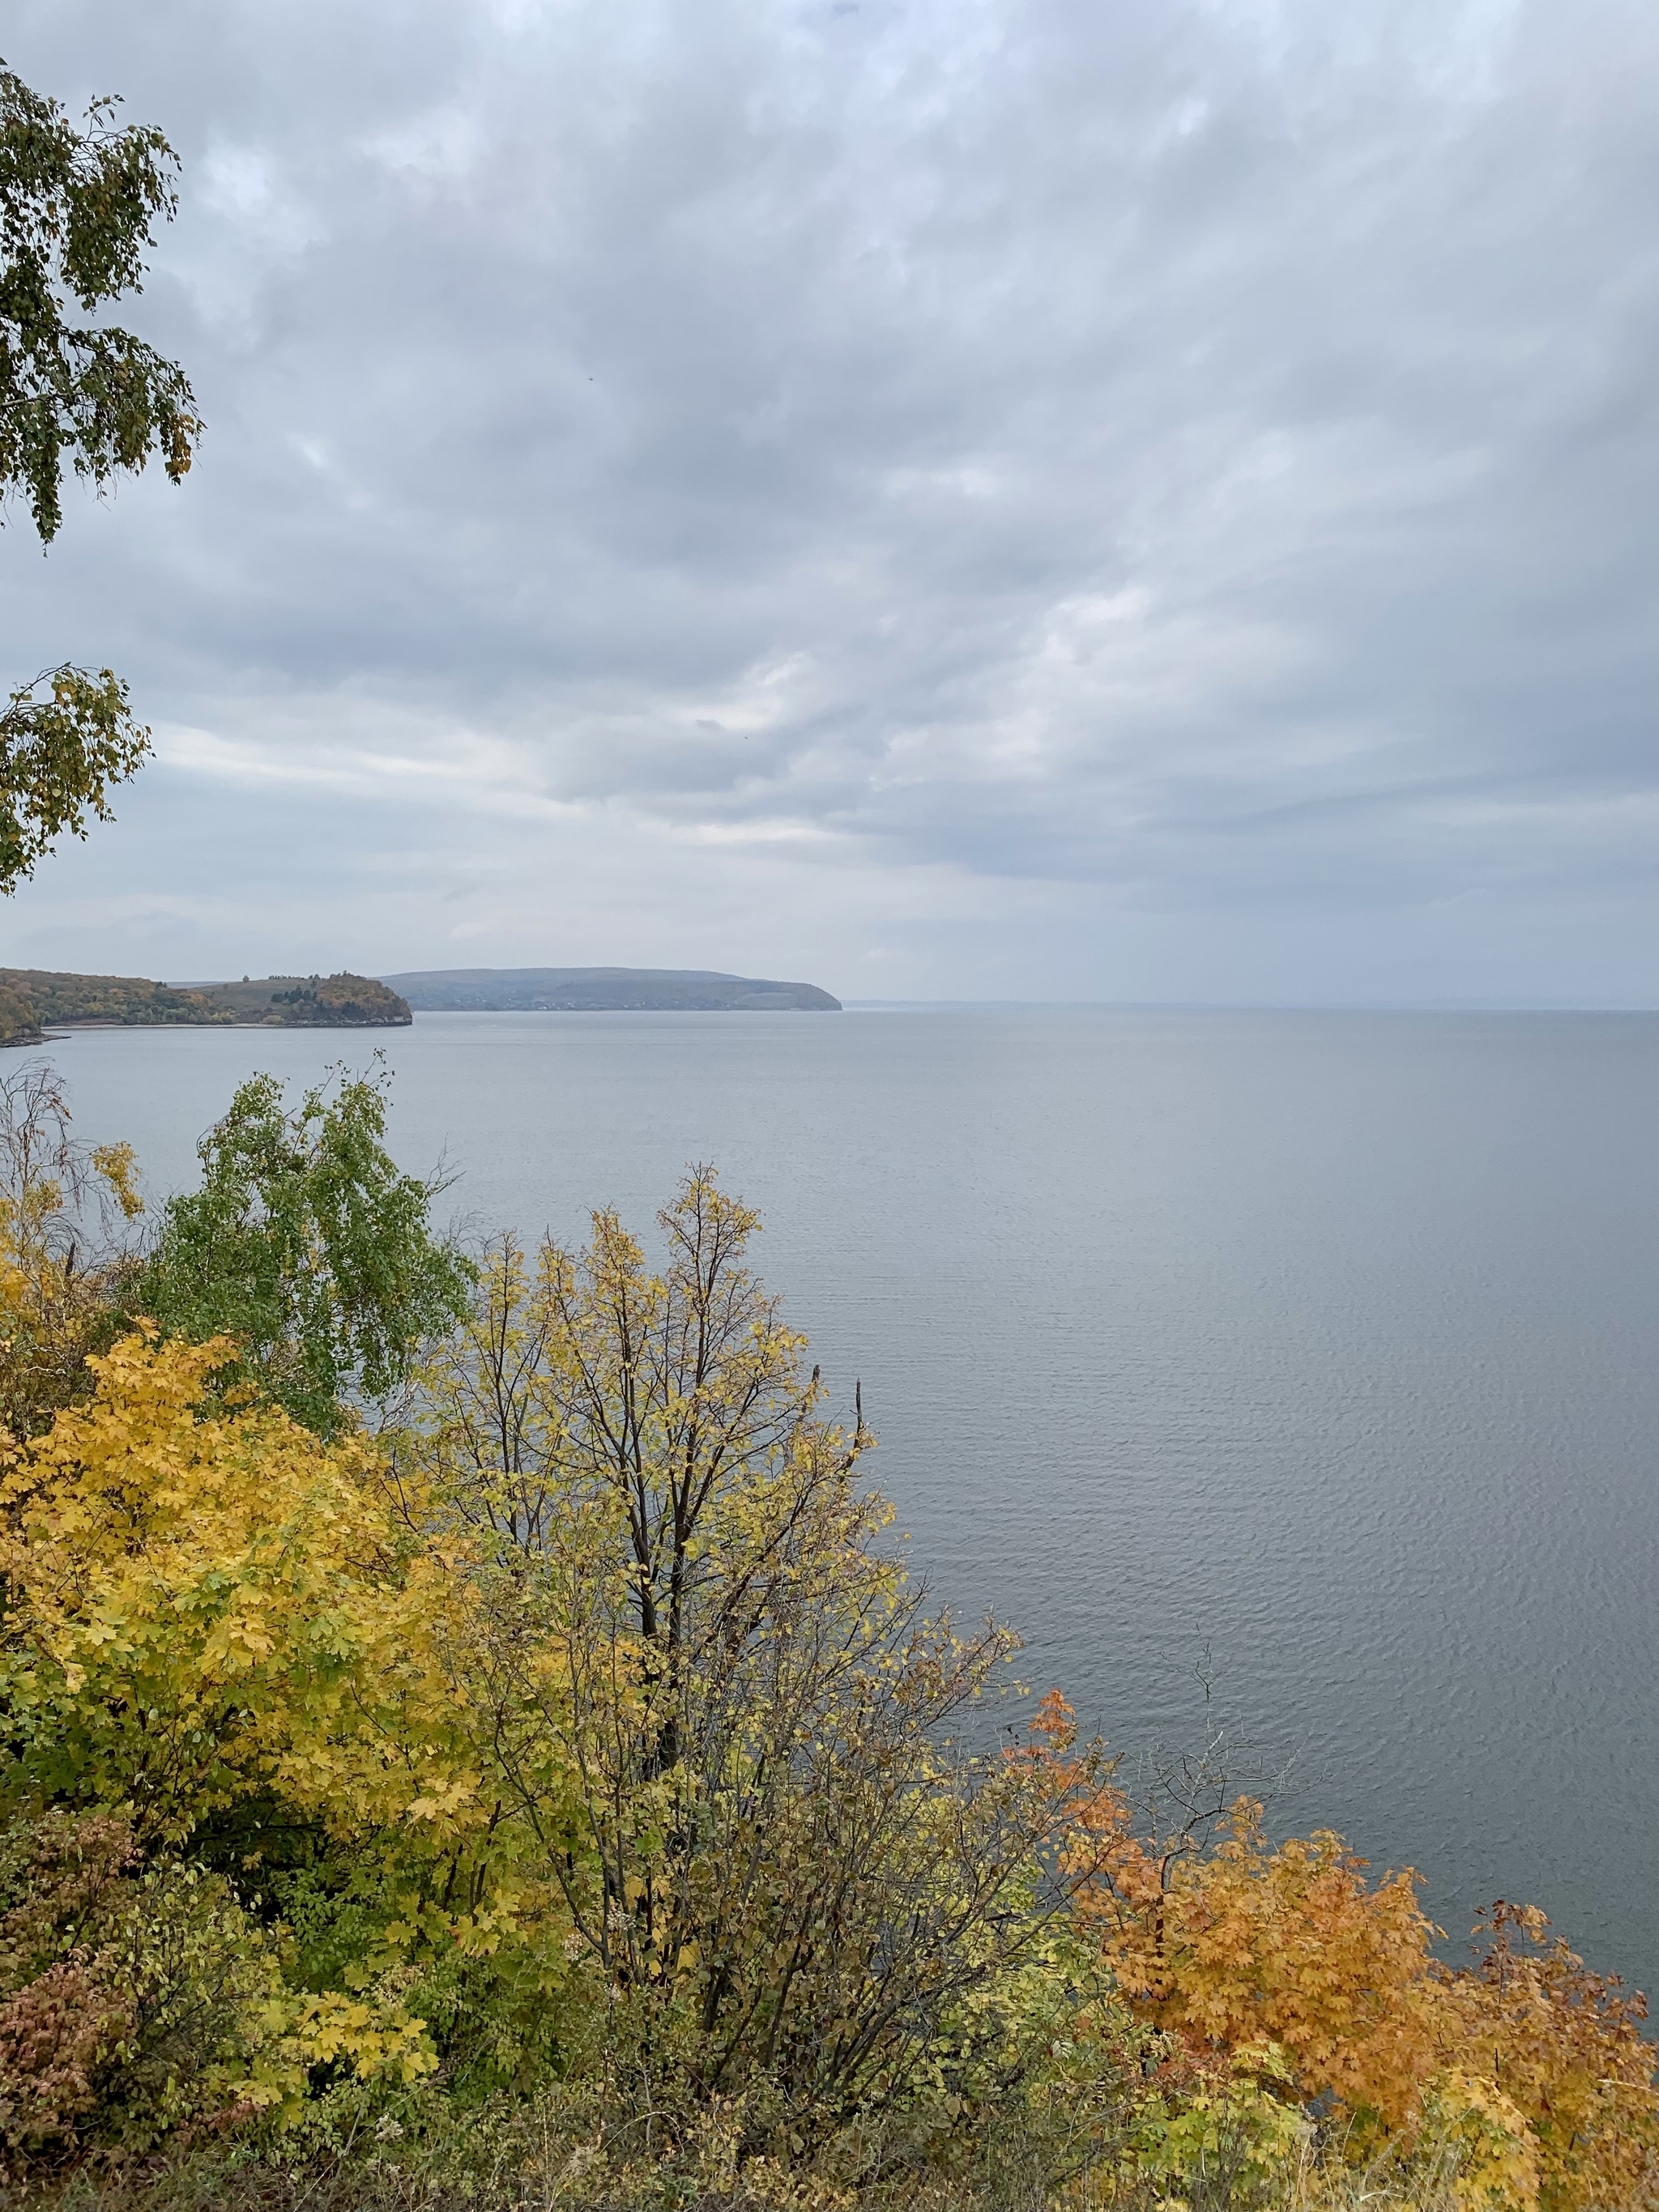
[1,58,202,891]
[0,664,150,893]
[132,1063,476,1434]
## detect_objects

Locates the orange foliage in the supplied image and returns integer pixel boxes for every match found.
[1436,1903,1659,2212]
[1058,1771,1659,2211]
[1076,1795,1440,2129]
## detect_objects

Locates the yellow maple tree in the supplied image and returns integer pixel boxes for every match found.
[0,1330,482,1843]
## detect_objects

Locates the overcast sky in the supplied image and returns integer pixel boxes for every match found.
[2,0,1654,1003]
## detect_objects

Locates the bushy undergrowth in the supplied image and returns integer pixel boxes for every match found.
[0,1062,1652,2212]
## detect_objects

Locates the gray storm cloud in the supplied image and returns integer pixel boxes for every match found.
[0,0,1653,1000]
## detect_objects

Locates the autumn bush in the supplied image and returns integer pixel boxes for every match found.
[1070,1792,1657,2210]
[0,1063,1652,2211]
[0,1806,297,2167]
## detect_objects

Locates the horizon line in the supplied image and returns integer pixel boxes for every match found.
[837,997,1659,1012]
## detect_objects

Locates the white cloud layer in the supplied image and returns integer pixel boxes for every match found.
[1,0,1654,1000]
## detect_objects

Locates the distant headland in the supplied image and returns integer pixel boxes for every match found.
[0,970,411,1046]
[378,967,842,1012]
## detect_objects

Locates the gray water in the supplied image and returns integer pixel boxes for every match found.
[30,1008,1659,2001]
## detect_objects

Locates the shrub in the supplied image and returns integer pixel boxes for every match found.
[1069,1796,1658,2210]
[0,1811,284,2168]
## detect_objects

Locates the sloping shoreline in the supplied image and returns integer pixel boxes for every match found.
[380,965,842,1012]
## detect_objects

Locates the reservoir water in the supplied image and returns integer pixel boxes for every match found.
[29,1008,1659,2001]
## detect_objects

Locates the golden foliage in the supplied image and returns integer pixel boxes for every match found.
[1434,1903,1658,2212]
[1069,1795,1657,2212]
[1079,1796,1441,2129]
[413,1175,1101,2142]
[0,1331,481,1843]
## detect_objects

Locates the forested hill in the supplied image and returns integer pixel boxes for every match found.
[381,966,842,1011]
[195,974,412,1026]
[0,968,231,1045]
[0,970,411,1046]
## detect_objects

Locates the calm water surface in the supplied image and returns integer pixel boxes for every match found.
[36,1009,1659,1998]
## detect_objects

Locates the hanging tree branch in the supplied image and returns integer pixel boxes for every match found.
[0,664,150,893]
[1,64,202,542]
[0,58,200,891]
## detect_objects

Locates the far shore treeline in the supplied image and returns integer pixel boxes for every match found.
[0,966,843,1046]
[0,968,412,1046]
